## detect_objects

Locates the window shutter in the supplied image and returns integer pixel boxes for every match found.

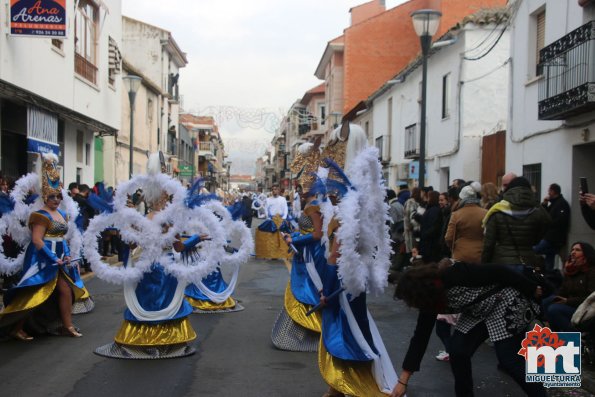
[536,11,546,67]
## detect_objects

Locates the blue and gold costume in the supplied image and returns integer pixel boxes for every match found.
[184,270,239,312]
[271,201,325,352]
[96,238,197,358]
[1,210,89,331]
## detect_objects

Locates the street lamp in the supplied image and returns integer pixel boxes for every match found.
[411,9,441,189]
[123,75,142,179]
[330,112,342,128]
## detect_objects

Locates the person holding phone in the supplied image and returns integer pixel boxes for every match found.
[533,183,570,274]
[542,242,595,331]
[579,177,595,230]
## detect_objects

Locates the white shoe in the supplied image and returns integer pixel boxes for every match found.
[435,350,450,361]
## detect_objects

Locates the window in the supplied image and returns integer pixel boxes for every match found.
[388,97,393,135]
[319,103,326,125]
[76,167,82,184]
[108,37,121,87]
[85,143,91,166]
[52,39,64,51]
[76,131,84,163]
[404,124,418,158]
[74,0,99,84]
[375,136,384,161]
[442,74,450,119]
[535,10,546,76]
[523,163,542,200]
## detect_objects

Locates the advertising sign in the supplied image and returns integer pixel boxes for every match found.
[10,0,67,38]
[179,165,194,177]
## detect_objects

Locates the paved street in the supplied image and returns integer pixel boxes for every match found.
[2,253,593,397]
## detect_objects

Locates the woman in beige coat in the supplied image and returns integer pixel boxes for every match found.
[445,186,487,264]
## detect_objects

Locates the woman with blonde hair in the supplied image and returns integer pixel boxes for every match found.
[480,182,499,210]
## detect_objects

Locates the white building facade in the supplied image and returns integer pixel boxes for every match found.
[0,0,122,186]
[103,16,187,186]
[508,0,595,243]
[368,12,510,192]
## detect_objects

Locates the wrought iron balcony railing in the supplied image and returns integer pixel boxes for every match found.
[538,21,595,120]
[404,124,419,159]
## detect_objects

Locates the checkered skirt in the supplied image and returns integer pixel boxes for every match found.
[446,285,540,342]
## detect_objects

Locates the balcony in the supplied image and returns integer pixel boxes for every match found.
[375,135,390,164]
[198,142,215,159]
[538,21,595,120]
[75,53,97,85]
[404,123,419,159]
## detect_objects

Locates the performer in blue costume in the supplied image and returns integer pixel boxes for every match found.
[183,183,252,314]
[315,123,397,397]
[0,153,87,340]
[86,152,207,359]
[271,140,327,352]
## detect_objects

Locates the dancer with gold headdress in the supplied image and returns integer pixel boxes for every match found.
[0,153,88,340]
[271,140,327,351]
[315,123,397,397]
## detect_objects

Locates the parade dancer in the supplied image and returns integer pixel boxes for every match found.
[271,141,327,352]
[316,123,397,397]
[183,181,253,313]
[255,185,292,260]
[0,153,89,339]
[84,152,229,359]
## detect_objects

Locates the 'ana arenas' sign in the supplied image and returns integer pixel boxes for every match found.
[10,0,67,38]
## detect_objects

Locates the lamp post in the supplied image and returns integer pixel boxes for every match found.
[330,112,342,129]
[411,9,441,189]
[123,75,142,179]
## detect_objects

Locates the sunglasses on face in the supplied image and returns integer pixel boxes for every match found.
[47,194,63,201]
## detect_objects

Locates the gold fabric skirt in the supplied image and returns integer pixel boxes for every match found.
[114,318,197,346]
[284,282,322,333]
[1,270,86,316]
[186,296,237,311]
[255,215,293,260]
[318,339,387,397]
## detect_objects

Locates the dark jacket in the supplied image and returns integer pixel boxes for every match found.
[73,194,95,231]
[581,203,595,230]
[241,196,253,219]
[402,263,538,372]
[418,204,442,262]
[481,186,551,264]
[542,194,570,245]
[558,267,595,308]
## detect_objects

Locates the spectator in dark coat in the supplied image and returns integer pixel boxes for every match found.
[580,192,595,230]
[416,191,442,263]
[397,183,410,206]
[533,183,570,273]
[241,194,253,228]
[481,177,550,266]
[542,242,595,331]
[73,184,95,231]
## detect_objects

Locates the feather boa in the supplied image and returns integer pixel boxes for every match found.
[0,175,83,275]
[336,147,392,297]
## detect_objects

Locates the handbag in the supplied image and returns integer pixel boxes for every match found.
[572,291,595,331]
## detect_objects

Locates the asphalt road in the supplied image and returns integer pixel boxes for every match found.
[0,255,592,397]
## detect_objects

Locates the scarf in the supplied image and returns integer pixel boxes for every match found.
[564,257,589,276]
[481,200,536,228]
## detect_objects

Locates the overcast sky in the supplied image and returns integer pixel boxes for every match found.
[122,0,408,174]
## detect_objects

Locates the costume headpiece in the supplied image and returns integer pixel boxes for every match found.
[40,152,62,200]
[144,151,168,208]
[290,138,321,194]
